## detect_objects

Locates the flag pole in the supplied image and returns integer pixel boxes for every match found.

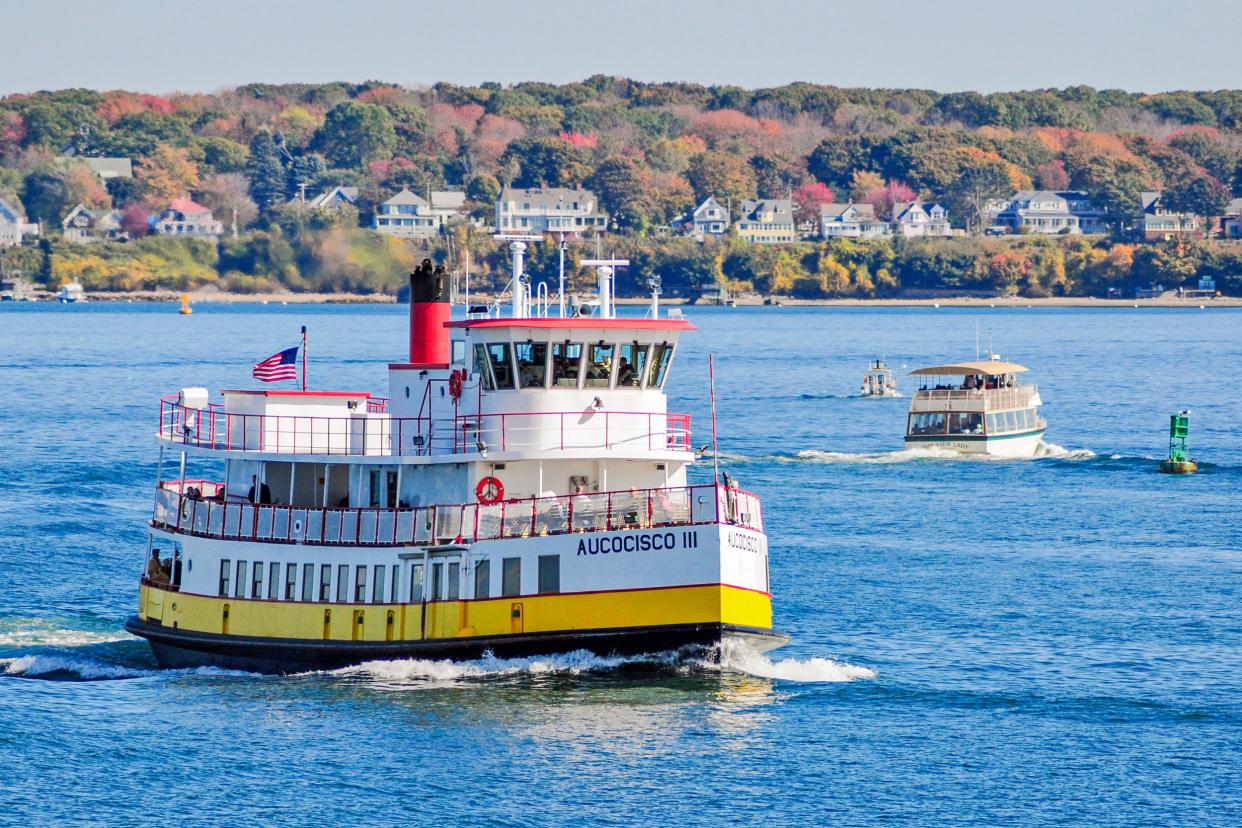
[300,326,307,391]
[709,353,720,485]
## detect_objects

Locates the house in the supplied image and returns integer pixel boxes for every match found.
[892,202,953,237]
[83,157,133,181]
[429,191,467,226]
[673,196,731,238]
[61,203,125,243]
[154,197,223,237]
[986,190,1108,234]
[735,199,795,243]
[1222,198,1242,239]
[373,188,443,238]
[820,203,890,239]
[304,185,359,210]
[1137,192,1201,240]
[0,197,39,247]
[495,186,607,236]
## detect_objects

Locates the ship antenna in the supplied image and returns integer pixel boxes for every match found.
[709,354,720,485]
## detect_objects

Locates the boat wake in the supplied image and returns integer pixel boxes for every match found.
[0,653,253,682]
[791,442,1098,464]
[329,642,875,687]
[0,617,132,648]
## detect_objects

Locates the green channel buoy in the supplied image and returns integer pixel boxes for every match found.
[1158,410,1198,474]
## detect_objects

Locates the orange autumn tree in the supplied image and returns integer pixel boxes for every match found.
[136,146,200,207]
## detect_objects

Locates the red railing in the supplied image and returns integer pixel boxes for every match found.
[152,482,762,546]
[159,397,692,457]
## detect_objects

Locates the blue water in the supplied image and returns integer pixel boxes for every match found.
[1,302,1239,826]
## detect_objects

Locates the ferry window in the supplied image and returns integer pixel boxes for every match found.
[372,565,386,604]
[1005,411,1020,432]
[354,565,367,603]
[501,557,521,597]
[319,564,332,601]
[985,413,997,433]
[647,343,675,388]
[551,342,583,388]
[286,563,298,600]
[302,563,314,601]
[473,344,496,390]
[1023,409,1036,429]
[410,562,425,602]
[391,565,400,602]
[487,343,514,389]
[585,343,614,388]
[538,555,560,594]
[448,562,461,600]
[336,564,349,602]
[268,562,280,599]
[251,563,264,599]
[368,470,381,508]
[948,412,983,435]
[235,561,248,599]
[615,343,643,388]
[911,413,947,435]
[219,559,231,597]
[515,342,548,388]
[474,560,491,599]
[431,563,444,601]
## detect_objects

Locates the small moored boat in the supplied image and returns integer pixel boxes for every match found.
[56,281,87,303]
[905,356,1046,457]
[859,359,900,397]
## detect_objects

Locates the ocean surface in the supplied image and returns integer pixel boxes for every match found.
[1,301,1239,826]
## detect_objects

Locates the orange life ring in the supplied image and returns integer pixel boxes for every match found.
[476,476,504,504]
[448,370,464,399]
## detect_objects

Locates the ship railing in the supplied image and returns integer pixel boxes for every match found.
[152,482,762,546]
[159,396,692,456]
[911,384,1038,410]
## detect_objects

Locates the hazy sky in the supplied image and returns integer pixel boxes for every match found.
[3,0,1238,95]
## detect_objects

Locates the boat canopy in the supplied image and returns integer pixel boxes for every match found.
[908,360,1028,376]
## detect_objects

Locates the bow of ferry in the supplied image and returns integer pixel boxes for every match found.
[125,259,786,673]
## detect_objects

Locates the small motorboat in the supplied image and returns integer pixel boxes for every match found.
[860,359,900,397]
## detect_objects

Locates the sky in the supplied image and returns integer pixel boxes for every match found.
[2,0,1239,95]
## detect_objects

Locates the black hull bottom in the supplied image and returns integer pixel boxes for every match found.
[124,617,789,675]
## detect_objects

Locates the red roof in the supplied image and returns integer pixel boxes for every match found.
[447,317,696,331]
[168,197,209,214]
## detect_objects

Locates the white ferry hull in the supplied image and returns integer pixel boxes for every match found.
[904,429,1045,458]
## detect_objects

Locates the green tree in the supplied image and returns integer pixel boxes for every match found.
[1074,156,1154,234]
[1164,174,1230,236]
[586,157,650,231]
[685,151,756,205]
[286,153,326,201]
[808,137,873,191]
[246,131,287,213]
[466,173,501,205]
[499,137,591,188]
[313,101,397,168]
[20,171,69,224]
[946,162,1013,233]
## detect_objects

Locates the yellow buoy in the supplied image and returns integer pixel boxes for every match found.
[179,293,193,315]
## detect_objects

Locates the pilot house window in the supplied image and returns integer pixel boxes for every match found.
[551,342,582,387]
[515,342,548,388]
[647,343,675,388]
[585,343,614,387]
[616,343,646,388]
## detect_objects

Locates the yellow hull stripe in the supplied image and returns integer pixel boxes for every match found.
[139,584,773,643]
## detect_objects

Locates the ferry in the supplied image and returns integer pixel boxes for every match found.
[904,357,1046,457]
[56,281,87,303]
[859,359,900,397]
[125,247,785,673]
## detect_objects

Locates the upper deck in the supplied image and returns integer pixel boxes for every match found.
[908,358,1041,413]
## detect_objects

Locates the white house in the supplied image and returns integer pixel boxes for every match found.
[495,186,607,236]
[0,197,39,247]
[892,202,953,237]
[735,199,795,243]
[372,188,444,238]
[820,203,890,239]
[1221,198,1242,239]
[62,203,125,243]
[674,196,730,238]
[154,198,223,237]
[986,190,1107,234]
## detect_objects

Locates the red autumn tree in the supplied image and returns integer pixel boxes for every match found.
[792,181,835,226]
[864,180,916,220]
[1035,160,1070,190]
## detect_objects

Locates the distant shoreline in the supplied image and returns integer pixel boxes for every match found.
[12,290,1238,309]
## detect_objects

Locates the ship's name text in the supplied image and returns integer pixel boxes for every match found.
[577,530,698,556]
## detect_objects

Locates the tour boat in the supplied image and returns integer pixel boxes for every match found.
[859,359,900,397]
[56,281,86,303]
[904,356,1046,457]
[125,246,785,673]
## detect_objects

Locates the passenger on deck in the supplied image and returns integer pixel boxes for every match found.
[146,549,170,585]
[248,475,273,504]
[964,375,978,390]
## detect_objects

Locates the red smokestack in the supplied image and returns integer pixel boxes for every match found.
[409,259,450,366]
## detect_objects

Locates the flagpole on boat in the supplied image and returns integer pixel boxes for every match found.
[709,353,720,485]
[301,325,307,391]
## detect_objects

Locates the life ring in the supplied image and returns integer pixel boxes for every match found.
[476,476,504,504]
[293,519,303,536]
[448,369,464,399]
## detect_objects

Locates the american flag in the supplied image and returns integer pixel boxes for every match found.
[252,346,300,382]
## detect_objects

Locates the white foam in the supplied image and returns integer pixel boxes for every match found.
[1,654,150,680]
[793,446,962,464]
[716,640,877,683]
[0,620,131,648]
[1034,441,1097,461]
[329,648,670,685]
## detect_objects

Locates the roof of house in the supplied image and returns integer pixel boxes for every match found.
[1140,191,1162,212]
[738,198,793,221]
[308,186,359,208]
[83,157,133,178]
[430,191,466,211]
[1224,198,1242,217]
[499,186,598,209]
[821,202,877,220]
[893,202,947,222]
[383,188,430,207]
[0,197,22,223]
[167,197,211,215]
